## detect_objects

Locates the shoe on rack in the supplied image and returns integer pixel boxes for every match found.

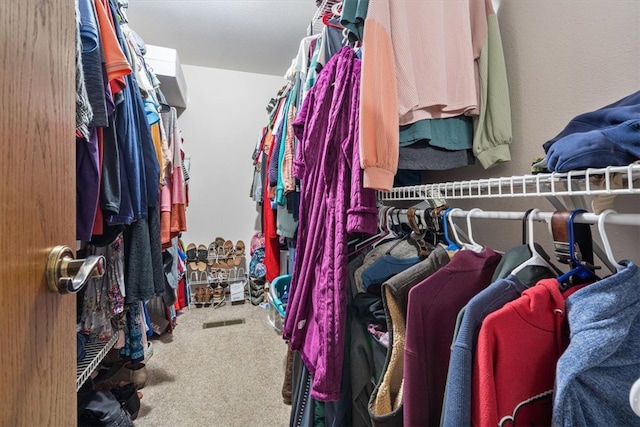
[186,243,198,272]
[208,241,218,258]
[212,286,225,304]
[195,286,204,306]
[94,361,148,391]
[215,237,226,257]
[197,244,208,273]
[235,240,245,256]
[204,286,212,307]
[223,240,234,259]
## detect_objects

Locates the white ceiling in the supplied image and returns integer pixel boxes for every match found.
[125,0,319,77]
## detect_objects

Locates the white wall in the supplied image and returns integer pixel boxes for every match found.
[424,0,640,263]
[177,65,284,249]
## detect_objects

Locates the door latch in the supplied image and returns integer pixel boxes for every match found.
[46,245,106,294]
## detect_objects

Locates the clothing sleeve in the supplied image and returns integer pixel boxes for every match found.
[473,0,512,169]
[292,86,313,180]
[281,104,297,195]
[471,311,500,427]
[347,63,378,236]
[94,0,131,93]
[359,0,399,192]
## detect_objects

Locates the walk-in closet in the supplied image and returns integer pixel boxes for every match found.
[1,0,639,426]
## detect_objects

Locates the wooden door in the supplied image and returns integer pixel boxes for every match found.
[0,2,76,426]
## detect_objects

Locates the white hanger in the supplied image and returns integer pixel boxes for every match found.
[511,208,558,276]
[447,208,483,252]
[331,1,343,16]
[597,209,625,272]
[630,377,640,417]
[465,208,484,252]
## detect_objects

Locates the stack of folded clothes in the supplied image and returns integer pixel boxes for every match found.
[543,90,640,172]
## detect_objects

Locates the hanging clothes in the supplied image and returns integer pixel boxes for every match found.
[368,245,451,426]
[283,46,377,402]
[554,260,640,425]
[403,247,501,427]
[470,279,587,426]
[262,131,281,283]
[359,0,512,192]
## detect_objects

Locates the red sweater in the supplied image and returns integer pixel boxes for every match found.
[471,279,585,426]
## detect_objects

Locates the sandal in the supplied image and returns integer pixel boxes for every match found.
[207,241,221,270]
[197,244,208,273]
[207,241,218,260]
[235,240,245,256]
[215,237,226,257]
[212,286,225,306]
[204,286,212,307]
[195,286,204,306]
[231,240,246,266]
[186,243,198,271]
[223,240,234,259]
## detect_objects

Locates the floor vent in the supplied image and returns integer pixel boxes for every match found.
[202,318,245,329]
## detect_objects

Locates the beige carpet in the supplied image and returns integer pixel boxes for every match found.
[134,301,291,427]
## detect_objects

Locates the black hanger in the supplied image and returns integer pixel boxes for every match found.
[522,208,535,245]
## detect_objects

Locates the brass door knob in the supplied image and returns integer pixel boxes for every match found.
[46,245,106,294]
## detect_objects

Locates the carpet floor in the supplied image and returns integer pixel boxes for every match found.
[133,301,291,427]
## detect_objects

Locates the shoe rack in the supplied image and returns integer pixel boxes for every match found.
[185,238,248,307]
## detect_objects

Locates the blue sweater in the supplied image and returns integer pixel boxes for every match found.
[553,260,640,425]
[543,91,640,172]
[441,275,528,427]
[543,90,640,152]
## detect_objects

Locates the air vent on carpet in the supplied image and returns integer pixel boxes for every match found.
[202,318,246,329]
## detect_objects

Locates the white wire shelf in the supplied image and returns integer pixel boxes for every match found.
[377,164,640,202]
[77,333,118,391]
[308,0,341,35]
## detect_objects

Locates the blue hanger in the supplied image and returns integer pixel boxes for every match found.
[442,208,461,252]
[557,209,599,286]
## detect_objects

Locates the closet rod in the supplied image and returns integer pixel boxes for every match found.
[387,208,640,227]
[447,209,640,227]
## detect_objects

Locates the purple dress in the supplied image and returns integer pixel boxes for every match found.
[283,46,377,402]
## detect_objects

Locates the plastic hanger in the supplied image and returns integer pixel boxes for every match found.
[630,377,640,417]
[511,208,559,277]
[442,208,461,252]
[597,209,625,273]
[521,208,534,244]
[557,210,600,286]
[321,12,343,29]
[464,208,484,252]
[330,1,343,16]
[352,206,392,253]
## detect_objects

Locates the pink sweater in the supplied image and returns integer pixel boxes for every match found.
[360,0,506,190]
